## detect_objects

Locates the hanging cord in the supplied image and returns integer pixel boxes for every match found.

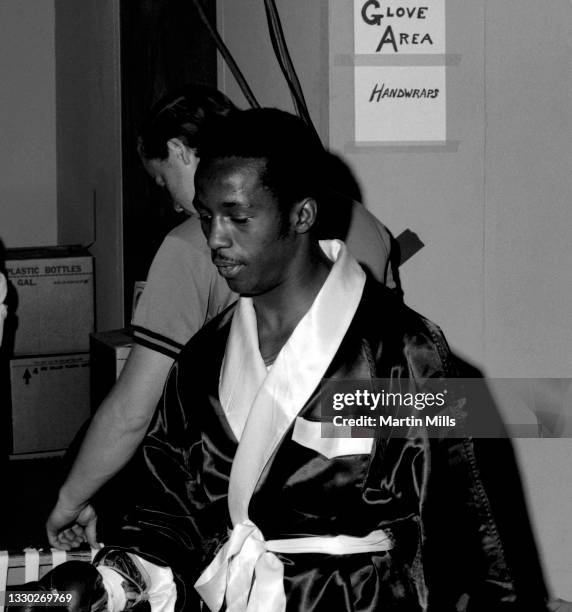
[263,0,362,240]
[190,0,260,108]
[262,0,323,147]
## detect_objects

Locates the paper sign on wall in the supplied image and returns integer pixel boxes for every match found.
[354,66,446,142]
[354,0,446,54]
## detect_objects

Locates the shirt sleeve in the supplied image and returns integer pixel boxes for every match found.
[131,231,235,358]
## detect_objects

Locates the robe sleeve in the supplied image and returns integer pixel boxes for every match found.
[405,317,549,610]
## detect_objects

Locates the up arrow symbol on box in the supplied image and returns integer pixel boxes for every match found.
[23,369,32,385]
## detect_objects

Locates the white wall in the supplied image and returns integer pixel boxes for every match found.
[484,0,572,379]
[485,1,572,599]
[0,0,57,248]
[56,0,124,330]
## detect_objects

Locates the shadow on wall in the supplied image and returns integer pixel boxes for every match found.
[324,153,427,296]
[320,152,404,295]
[450,353,556,605]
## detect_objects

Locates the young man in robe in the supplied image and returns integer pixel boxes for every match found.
[98,108,546,611]
[16,108,548,611]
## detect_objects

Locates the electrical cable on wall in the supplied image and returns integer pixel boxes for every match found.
[191,0,260,108]
[262,0,322,147]
[192,0,321,149]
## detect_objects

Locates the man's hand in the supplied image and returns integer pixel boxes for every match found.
[46,503,100,550]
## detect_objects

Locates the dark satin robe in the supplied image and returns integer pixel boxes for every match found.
[108,280,548,612]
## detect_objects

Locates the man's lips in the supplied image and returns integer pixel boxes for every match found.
[212,257,243,266]
[212,258,245,278]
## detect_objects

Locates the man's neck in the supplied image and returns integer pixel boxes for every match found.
[253,242,332,363]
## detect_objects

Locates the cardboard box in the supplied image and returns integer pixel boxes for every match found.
[8,353,90,455]
[5,246,94,355]
[90,329,133,410]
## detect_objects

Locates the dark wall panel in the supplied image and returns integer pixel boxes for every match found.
[120,0,217,320]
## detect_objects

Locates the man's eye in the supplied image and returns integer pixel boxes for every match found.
[232,217,250,225]
[199,215,212,223]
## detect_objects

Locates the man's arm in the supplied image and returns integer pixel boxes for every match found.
[46,344,174,550]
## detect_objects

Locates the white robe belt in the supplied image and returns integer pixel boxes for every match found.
[194,520,393,612]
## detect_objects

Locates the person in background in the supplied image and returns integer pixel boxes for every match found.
[46,85,397,550]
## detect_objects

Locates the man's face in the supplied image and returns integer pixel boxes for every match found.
[194,157,298,296]
[143,145,199,214]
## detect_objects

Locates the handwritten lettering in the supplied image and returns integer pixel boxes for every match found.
[375,25,434,52]
[369,82,440,101]
[361,1,429,25]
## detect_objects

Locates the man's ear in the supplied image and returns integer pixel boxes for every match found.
[166,138,192,164]
[291,198,318,234]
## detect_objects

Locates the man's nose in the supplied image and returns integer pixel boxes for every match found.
[207,217,231,250]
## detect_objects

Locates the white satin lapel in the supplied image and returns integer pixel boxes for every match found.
[219,298,267,441]
[227,240,366,525]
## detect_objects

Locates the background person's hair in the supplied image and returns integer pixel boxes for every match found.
[198,108,327,215]
[138,83,238,161]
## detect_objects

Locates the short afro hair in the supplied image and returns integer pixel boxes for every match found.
[198,108,327,214]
